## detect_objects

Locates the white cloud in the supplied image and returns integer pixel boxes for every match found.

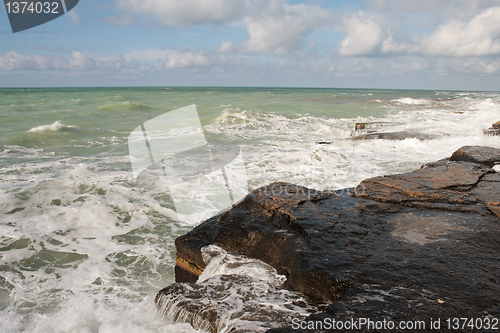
[163,49,215,68]
[421,7,500,56]
[0,52,139,71]
[336,7,500,57]
[66,51,96,70]
[102,14,139,27]
[337,12,387,56]
[124,47,237,69]
[217,41,236,54]
[114,0,246,26]
[445,57,500,73]
[113,0,331,56]
[242,3,330,55]
[68,10,81,25]
[158,48,245,69]
[123,49,173,62]
[367,0,499,19]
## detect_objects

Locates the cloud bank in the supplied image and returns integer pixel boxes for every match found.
[0,52,139,71]
[2,1,500,89]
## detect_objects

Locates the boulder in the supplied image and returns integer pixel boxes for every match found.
[353,160,493,214]
[449,145,500,168]
[159,146,500,332]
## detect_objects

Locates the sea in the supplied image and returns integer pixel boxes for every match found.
[0,87,499,332]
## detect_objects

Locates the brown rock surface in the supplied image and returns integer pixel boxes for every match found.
[353,160,495,215]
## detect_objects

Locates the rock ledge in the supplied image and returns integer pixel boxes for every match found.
[159,146,500,332]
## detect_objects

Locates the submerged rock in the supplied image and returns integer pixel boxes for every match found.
[159,146,500,332]
[484,121,500,136]
[350,130,437,141]
[156,274,315,333]
[354,122,402,130]
[350,122,437,141]
[485,129,500,136]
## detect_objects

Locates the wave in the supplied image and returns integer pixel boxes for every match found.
[392,98,432,105]
[97,101,151,111]
[27,121,75,133]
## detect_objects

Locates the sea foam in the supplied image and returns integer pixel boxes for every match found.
[27,120,73,133]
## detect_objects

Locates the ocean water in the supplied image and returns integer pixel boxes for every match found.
[0,87,499,332]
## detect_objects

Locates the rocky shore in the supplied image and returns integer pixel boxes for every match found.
[156,146,500,332]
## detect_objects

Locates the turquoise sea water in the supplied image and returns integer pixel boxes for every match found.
[0,87,499,332]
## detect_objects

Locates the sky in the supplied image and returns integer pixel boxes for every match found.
[1,0,500,90]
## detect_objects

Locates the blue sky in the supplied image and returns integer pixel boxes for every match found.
[1,0,500,90]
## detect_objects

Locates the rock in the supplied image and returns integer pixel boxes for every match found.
[159,146,500,332]
[484,121,500,136]
[450,145,500,168]
[485,128,500,136]
[353,160,494,215]
[471,172,500,217]
[354,122,400,130]
[350,130,437,141]
[156,274,314,333]
[420,157,450,168]
[350,122,436,141]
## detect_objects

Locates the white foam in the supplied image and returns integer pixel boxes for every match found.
[198,245,286,287]
[205,97,500,193]
[156,245,313,332]
[27,120,74,133]
[392,97,431,105]
[0,152,194,332]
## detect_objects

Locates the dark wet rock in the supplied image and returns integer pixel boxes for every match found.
[354,122,402,130]
[484,121,500,136]
[350,130,437,141]
[160,146,500,332]
[450,145,500,168]
[350,122,436,141]
[420,157,450,168]
[471,172,500,217]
